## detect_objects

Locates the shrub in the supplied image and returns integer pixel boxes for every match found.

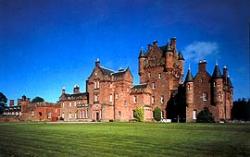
[153,107,161,121]
[133,107,144,122]
[197,108,214,123]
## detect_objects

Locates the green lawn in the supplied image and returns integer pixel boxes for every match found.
[0,122,249,157]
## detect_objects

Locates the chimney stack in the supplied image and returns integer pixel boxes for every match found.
[198,59,207,72]
[95,58,100,67]
[73,85,80,94]
[170,37,176,48]
[62,87,66,94]
[9,100,14,107]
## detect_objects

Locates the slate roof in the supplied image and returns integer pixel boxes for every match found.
[212,64,222,78]
[131,84,148,90]
[185,69,193,82]
[99,66,114,75]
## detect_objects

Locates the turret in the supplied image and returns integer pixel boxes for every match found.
[138,48,146,76]
[185,67,194,122]
[223,66,228,84]
[212,64,223,105]
[178,51,185,75]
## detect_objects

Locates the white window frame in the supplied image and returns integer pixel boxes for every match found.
[160,96,164,104]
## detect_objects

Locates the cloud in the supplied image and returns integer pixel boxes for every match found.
[182,41,219,62]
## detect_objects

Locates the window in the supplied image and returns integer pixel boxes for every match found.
[31,111,34,116]
[187,84,191,91]
[124,101,127,107]
[74,102,77,106]
[202,92,208,102]
[115,94,119,99]
[69,113,72,119]
[158,73,161,79]
[160,96,164,104]
[47,112,51,119]
[62,102,64,108]
[133,96,137,103]
[62,112,65,118]
[148,72,151,78]
[69,102,72,107]
[109,94,113,103]
[152,82,156,89]
[151,96,155,104]
[193,110,197,120]
[74,113,77,118]
[118,111,121,116]
[94,95,99,102]
[213,82,216,87]
[94,81,100,89]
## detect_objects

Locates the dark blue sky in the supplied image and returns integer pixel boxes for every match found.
[0,0,249,103]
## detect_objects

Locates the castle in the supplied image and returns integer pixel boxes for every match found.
[2,38,233,122]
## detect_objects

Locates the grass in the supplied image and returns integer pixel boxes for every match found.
[0,122,249,157]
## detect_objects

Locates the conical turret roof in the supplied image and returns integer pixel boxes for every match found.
[212,64,222,78]
[185,69,193,82]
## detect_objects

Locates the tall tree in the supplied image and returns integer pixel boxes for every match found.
[0,92,8,114]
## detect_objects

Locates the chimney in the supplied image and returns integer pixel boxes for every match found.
[147,44,152,51]
[22,95,27,101]
[170,37,176,48]
[95,58,100,67]
[9,100,14,107]
[73,85,80,94]
[153,40,158,47]
[198,59,207,72]
[62,87,66,94]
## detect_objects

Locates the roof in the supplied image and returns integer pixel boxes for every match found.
[227,77,233,88]
[99,66,114,75]
[132,83,148,90]
[185,69,193,82]
[60,92,88,101]
[212,64,222,78]
[178,52,185,60]
[111,68,128,76]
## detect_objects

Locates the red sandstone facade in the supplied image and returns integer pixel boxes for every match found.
[2,37,233,122]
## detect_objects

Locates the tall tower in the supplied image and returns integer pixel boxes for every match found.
[185,67,194,122]
[212,64,223,121]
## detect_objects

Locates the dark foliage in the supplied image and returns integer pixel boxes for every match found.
[153,107,161,121]
[166,85,186,122]
[0,92,8,114]
[31,97,45,103]
[232,98,250,121]
[197,108,214,123]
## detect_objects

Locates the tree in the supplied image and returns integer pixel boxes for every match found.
[31,97,44,103]
[232,98,250,121]
[133,107,144,122]
[0,92,8,114]
[197,108,214,123]
[153,107,161,121]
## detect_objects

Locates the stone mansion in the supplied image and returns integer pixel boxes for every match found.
[3,38,233,122]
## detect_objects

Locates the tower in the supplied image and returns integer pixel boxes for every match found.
[185,67,194,122]
[138,48,146,76]
[212,64,223,121]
